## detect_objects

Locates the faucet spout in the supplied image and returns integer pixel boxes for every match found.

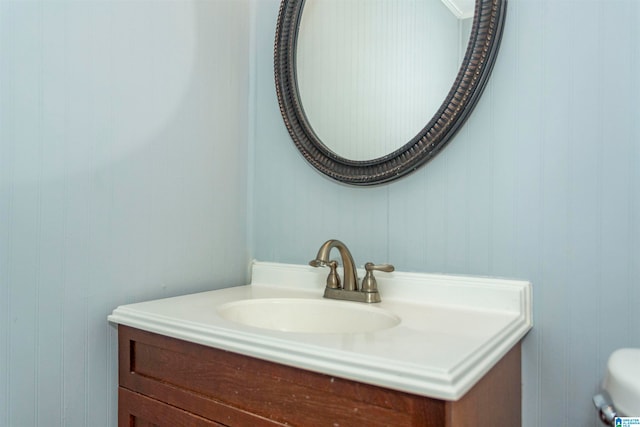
[309,239,359,291]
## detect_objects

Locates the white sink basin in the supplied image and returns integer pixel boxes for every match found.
[216,298,400,333]
[108,261,532,400]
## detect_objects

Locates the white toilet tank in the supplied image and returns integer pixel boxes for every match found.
[594,348,640,425]
[603,348,640,417]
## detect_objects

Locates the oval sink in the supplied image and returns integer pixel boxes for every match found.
[216,298,400,333]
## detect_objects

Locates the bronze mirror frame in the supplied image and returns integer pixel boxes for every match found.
[274,0,507,186]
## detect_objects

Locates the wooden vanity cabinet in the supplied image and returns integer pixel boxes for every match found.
[118,325,521,427]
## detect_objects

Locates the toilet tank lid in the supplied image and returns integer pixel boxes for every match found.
[603,348,640,417]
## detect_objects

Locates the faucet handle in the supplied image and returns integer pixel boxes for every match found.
[310,258,343,289]
[309,259,326,267]
[361,262,395,292]
[325,260,341,289]
[366,263,395,273]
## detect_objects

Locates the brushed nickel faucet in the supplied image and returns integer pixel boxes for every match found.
[309,239,394,303]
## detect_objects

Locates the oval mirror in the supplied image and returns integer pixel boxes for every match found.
[274,0,507,186]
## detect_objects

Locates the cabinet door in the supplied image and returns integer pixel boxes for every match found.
[119,387,226,427]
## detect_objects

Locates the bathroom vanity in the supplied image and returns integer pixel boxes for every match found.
[118,325,521,426]
[110,262,532,426]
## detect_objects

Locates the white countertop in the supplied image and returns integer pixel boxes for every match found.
[108,261,532,401]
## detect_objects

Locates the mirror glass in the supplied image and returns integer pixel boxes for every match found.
[274,0,507,185]
[296,0,472,160]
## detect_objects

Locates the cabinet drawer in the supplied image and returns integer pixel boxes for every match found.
[118,325,442,426]
[119,387,226,427]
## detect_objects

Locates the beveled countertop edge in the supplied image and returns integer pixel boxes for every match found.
[109,261,533,401]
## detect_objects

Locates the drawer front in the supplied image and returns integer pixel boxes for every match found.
[119,387,225,427]
[118,325,442,427]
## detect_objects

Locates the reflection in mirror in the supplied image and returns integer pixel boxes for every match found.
[297,0,472,160]
[441,0,475,18]
[274,0,507,185]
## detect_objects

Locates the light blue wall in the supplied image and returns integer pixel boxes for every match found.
[251,0,640,426]
[0,1,250,426]
[2,0,638,426]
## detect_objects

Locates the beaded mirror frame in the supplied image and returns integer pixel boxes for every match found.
[274,0,507,185]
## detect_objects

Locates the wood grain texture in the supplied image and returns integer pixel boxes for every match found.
[119,388,225,427]
[445,343,521,426]
[119,325,521,427]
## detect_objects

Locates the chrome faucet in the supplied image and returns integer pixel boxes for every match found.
[309,239,394,303]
